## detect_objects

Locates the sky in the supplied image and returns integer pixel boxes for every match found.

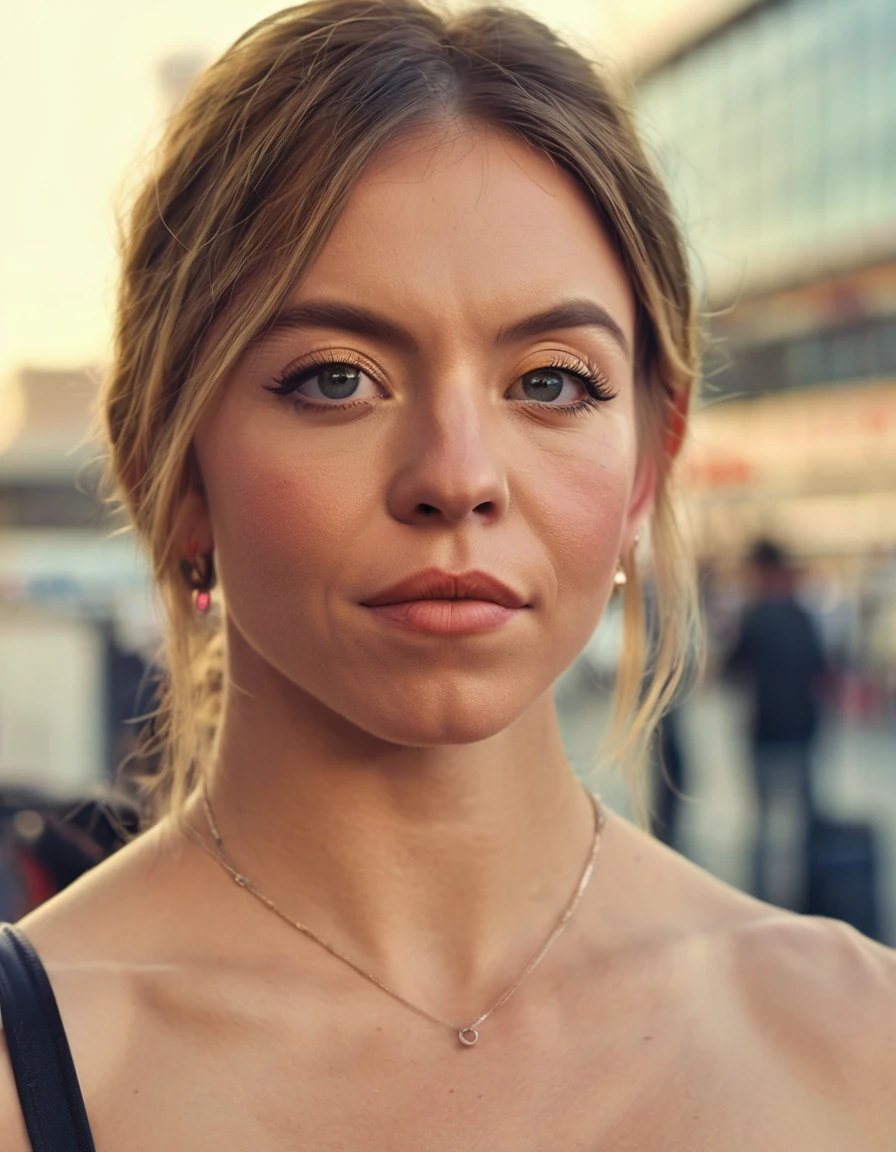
[0,0,741,386]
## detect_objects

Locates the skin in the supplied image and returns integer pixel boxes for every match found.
[3,125,895,1150]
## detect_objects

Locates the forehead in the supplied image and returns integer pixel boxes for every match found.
[296,124,636,347]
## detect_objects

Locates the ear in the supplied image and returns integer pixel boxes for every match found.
[622,383,690,549]
[663,385,690,463]
[622,451,658,553]
[171,448,214,562]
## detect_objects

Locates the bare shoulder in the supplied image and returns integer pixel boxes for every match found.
[725,911,896,1036]
[723,912,896,1129]
[603,812,896,1141]
[0,820,197,1149]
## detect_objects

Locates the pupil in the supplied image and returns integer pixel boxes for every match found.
[523,369,563,401]
[320,363,359,398]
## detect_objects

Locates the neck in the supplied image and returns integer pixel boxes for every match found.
[179,636,600,1016]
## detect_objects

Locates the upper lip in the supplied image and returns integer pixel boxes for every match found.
[361,568,529,609]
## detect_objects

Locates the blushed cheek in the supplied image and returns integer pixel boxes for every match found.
[199,418,340,613]
[535,436,633,603]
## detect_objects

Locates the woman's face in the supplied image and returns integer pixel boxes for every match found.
[193,125,651,744]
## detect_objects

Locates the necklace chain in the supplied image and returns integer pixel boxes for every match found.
[184,782,606,1047]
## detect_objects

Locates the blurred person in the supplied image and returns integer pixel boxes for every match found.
[1,3,894,1149]
[725,540,829,908]
[105,629,156,778]
[649,707,687,850]
[863,548,896,720]
[645,569,702,853]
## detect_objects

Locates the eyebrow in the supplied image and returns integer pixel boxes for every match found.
[248,297,631,359]
[496,301,630,358]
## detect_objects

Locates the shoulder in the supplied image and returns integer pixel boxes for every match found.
[0,820,202,1149]
[722,913,896,1128]
[604,814,896,1131]
[726,911,896,1018]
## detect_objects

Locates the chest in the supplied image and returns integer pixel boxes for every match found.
[83,990,860,1152]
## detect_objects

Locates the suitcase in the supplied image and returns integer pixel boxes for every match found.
[803,815,883,941]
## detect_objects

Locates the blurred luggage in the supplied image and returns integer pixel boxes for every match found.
[803,814,883,941]
[0,787,142,918]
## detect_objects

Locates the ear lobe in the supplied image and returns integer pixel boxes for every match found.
[172,486,213,562]
[624,452,658,551]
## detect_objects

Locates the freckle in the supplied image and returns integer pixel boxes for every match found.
[643,1035,652,1041]
[449,1088,455,1094]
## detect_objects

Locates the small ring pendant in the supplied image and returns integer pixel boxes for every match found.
[458,1028,479,1047]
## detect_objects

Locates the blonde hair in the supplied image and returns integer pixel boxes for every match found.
[100,0,701,834]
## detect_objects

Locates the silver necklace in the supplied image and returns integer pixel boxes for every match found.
[185,782,606,1047]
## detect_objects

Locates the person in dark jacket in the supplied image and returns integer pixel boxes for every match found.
[726,540,829,906]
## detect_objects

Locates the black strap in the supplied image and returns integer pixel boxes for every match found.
[0,924,96,1152]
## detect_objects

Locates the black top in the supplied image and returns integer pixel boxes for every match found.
[0,923,95,1151]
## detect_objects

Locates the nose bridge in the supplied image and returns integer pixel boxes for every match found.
[388,362,510,525]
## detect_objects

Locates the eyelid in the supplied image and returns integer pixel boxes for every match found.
[272,346,386,386]
[518,348,611,382]
[267,345,616,406]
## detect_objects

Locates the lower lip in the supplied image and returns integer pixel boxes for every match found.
[362,599,525,635]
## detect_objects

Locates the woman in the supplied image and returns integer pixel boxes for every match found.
[2,2,894,1147]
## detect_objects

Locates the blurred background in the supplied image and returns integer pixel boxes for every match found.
[1,0,894,939]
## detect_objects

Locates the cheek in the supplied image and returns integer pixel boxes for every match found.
[515,438,631,689]
[532,429,634,600]
[198,410,370,609]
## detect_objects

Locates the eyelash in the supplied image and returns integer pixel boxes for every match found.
[265,352,617,417]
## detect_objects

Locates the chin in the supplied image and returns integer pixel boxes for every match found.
[320,675,550,749]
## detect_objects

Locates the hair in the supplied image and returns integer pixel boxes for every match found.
[99,0,702,835]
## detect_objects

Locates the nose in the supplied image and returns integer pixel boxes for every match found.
[385,387,510,527]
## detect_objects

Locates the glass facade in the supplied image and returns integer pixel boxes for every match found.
[637,0,896,299]
[702,311,896,399]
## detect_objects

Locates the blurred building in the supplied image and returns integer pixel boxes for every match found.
[636,0,896,574]
[0,50,212,801]
[0,366,156,796]
[634,0,896,707]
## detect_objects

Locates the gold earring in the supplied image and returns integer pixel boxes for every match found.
[613,532,640,594]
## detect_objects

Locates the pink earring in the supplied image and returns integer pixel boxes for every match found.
[179,535,216,612]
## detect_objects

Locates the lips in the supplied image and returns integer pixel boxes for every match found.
[361,568,528,609]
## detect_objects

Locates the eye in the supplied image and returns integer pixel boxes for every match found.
[264,356,379,407]
[509,356,616,413]
[264,351,616,415]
